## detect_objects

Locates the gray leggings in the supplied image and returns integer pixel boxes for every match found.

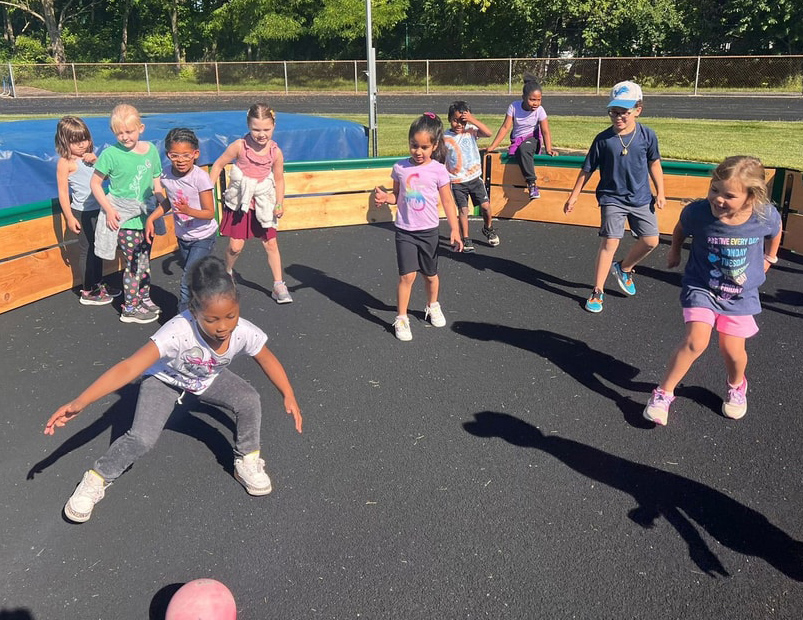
[94,371,262,482]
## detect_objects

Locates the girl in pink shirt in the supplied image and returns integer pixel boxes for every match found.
[374,113,463,341]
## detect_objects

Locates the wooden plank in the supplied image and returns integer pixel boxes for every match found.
[284,168,393,195]
[0,218,178,314]
[0,215,69,261]
[782,213,803,253]
[489,185,689,234]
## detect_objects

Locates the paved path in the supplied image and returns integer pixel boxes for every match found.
[3,92,803,121]
[2,220,802,619]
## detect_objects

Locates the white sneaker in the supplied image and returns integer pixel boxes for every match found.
[393,315,412,341]
[234,452,273,496]
[271,281,293,304]
[64,470,108,523]
[425,302,446,327]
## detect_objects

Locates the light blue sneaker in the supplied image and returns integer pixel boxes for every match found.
[611,261,636,296]
[584,289,604,313]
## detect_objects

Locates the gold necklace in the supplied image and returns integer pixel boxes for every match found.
[617,124,637,156]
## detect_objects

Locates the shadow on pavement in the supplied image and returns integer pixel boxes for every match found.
[464,411,803,581]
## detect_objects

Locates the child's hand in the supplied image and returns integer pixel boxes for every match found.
[273,204,284,219]
[82,152,97,165]
[667,249,681,269]
[105,208,121,230]
[546,149,558,157]
[65,214,81,235]
[564,196,576,214]
[284,395,303,433]
[144,219,155,244]
[44,401,84,435]
[374,186,389,206]
[451,231,464,252]
[655,194,667,210]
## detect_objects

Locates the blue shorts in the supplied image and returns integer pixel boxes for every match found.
[599,202,659,239]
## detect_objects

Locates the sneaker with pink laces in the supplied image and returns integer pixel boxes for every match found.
[643,388,675,426]
[722,377,748,419]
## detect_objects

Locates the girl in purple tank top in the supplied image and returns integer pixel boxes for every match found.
[210,104,292,304]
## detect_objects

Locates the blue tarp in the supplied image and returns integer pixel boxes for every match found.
[0,111,368,210]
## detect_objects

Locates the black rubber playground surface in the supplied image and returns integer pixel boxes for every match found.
[2,219,802,619]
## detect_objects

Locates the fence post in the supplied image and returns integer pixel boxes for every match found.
[283,61,289,94]
[426,59,430,94]
[71,63,78,96]
[508,58,512,94]
[354,60,358,93]
[214,62,220,94]
[596,57,602,95]
[694,56,701,95]
[8,62,15,97]
[144,63,151,95]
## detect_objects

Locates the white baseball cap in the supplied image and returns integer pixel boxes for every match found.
[607,81,643,109]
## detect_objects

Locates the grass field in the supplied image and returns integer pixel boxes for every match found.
[2,112,801,171]
[330,114,803,171]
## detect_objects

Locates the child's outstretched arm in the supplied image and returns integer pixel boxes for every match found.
[209,140,243,186]
[649,159,666,209]
[56,158,81,235]
[90,170,120,230]
[486,115,513,152]
[272,148,286,219]
[667,219,686,268]
[439,183,464,252]
[539,118,558,156]
[564,170,593,214]
[44,342,161,435]
[252,345,303,433]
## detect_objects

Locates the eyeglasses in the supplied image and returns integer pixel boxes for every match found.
[167,152,195,161]
[608,109,634,117]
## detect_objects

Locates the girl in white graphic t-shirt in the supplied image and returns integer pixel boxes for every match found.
[45,256,303,523]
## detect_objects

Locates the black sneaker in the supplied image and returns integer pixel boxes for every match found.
[462,237,475,253]
[482,226,500,247]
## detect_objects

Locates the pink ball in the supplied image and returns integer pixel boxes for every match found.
[165,578,237,620]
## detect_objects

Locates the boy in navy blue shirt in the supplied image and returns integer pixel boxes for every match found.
[564,81,666,313]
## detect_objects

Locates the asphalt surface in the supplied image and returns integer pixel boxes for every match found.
[2,220,802,619]
[2,92,803,121]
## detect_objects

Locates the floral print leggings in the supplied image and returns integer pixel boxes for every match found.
[117,228,152,311]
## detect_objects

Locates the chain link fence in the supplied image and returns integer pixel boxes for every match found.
[4,56,802,97]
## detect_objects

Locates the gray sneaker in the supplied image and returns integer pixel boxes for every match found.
[234,452,273,496]
[140,296,162,314]
[120,304,159,324]
[271,281,293,304]
[64,470,108,523]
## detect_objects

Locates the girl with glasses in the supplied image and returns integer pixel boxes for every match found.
[146,128,218,312]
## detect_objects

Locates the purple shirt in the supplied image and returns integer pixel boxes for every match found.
[391,158,450,231]
[161,166,218,241]
[679,199,782,315]
[507,101,548,141]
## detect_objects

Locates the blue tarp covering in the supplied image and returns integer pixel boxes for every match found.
[0,111,368,210]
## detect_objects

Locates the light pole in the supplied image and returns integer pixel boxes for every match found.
[365,0,378,157]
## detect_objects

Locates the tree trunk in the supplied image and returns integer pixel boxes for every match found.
[170,0,181,71]
[41,0,66,66]
[3,6,14,45]
[120,0,132,62]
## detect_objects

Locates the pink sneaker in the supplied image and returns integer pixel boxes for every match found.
[643,388,675,426]
[722,378,748,419]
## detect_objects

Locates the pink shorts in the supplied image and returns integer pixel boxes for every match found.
[683,307,758,338]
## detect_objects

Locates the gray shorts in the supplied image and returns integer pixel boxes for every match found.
[451,177,489,209]
[599,202,659,239]
[395,227,439,276]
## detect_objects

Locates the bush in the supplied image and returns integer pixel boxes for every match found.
[12,35,50,63]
